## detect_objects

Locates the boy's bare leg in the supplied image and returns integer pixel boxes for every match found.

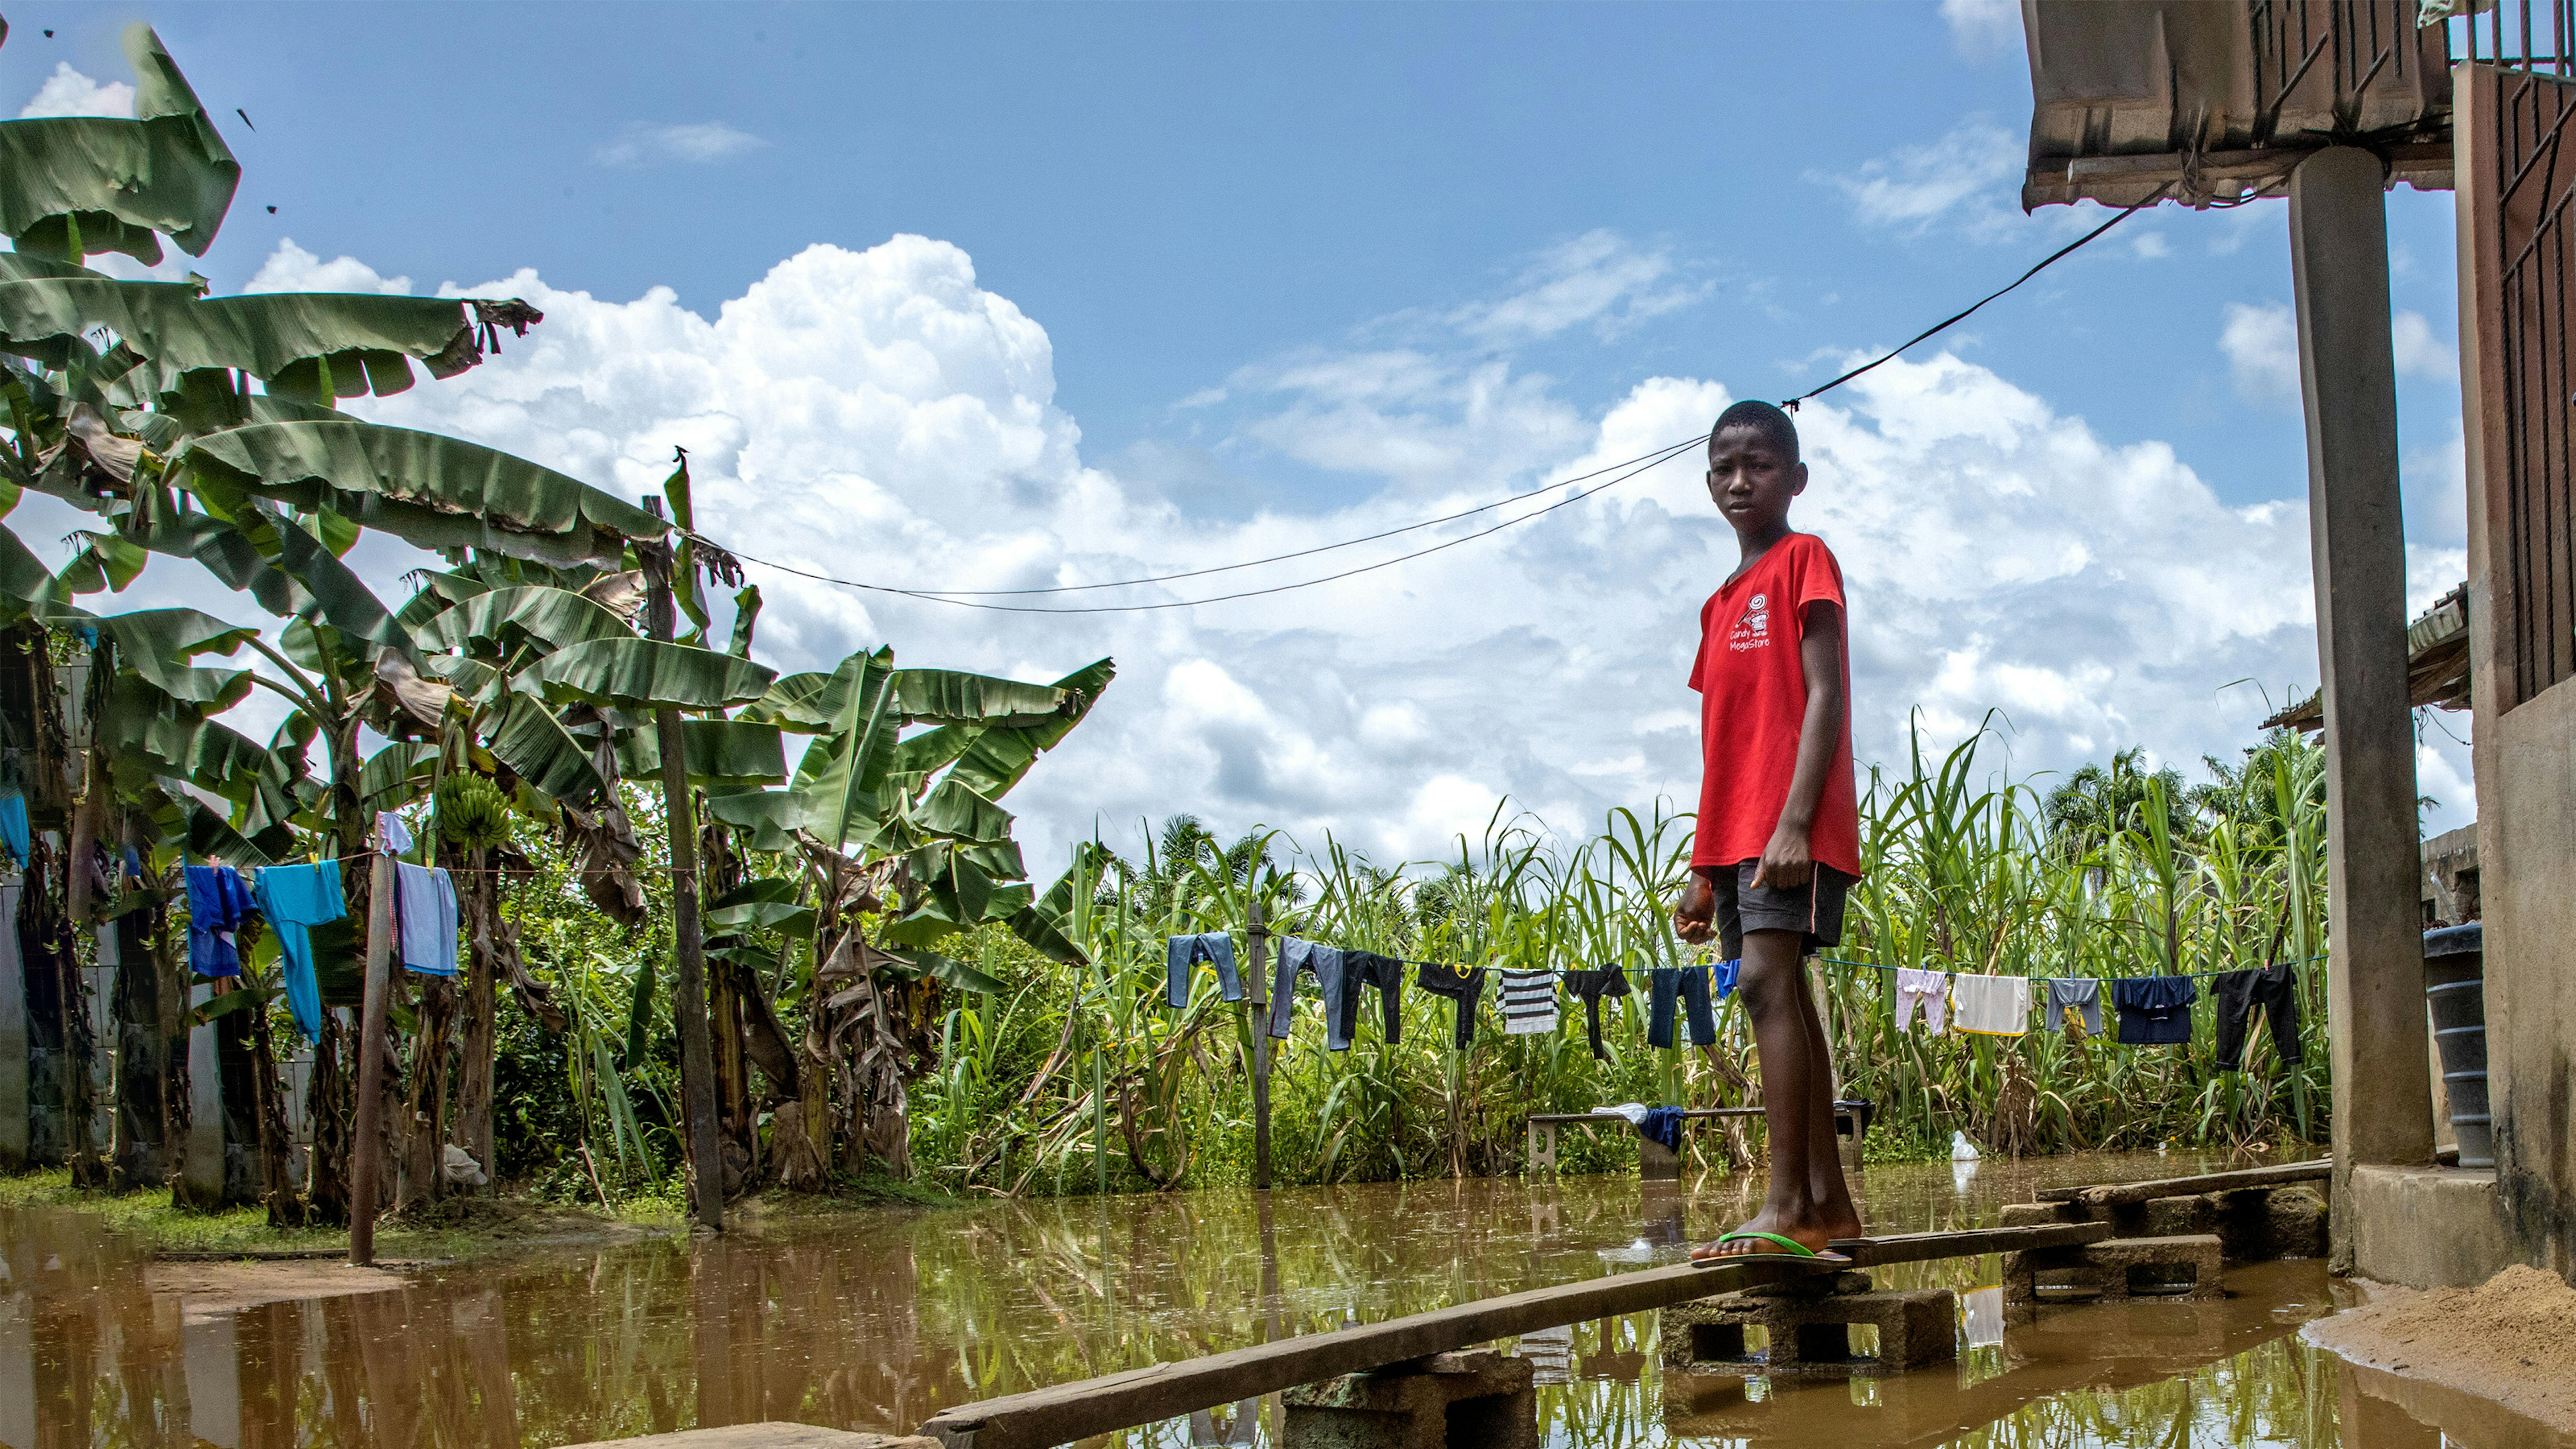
[1691,928,1863,1258]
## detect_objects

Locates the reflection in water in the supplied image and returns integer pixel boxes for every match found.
[2,1151,2564,1448]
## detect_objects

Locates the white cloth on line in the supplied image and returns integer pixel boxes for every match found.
[1896,967,1951,1034]
[1591,1102,1648,1126]
[1498,968,1559,1035]
[1949,973,2032,1036]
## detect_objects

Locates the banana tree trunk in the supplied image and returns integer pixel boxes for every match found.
[303,1014,351,1226]
[242,981,301,1226]
[395,974,456,1211]
[451,846,497,1196]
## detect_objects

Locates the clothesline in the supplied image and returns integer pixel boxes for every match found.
[1816,953,2329,982]
[1227,940,2330,985]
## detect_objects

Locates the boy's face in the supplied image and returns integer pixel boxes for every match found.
[1706,425,1807,537]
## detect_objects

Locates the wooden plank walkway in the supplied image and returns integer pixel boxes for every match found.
[915,1221,2108,1449]
[2034,1159,2329,1207]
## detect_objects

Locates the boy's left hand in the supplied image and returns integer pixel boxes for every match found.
[1752,824,1814,891]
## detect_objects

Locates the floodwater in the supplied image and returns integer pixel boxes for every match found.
[0,1152,2564,1448]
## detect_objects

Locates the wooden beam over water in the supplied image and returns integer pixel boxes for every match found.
[915,1221,2110,1449]
[2035,1160,2330,1208]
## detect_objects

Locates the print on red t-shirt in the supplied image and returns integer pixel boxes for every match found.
[1685,532,1862,877]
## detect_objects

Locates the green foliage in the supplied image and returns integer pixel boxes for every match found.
[907,722,2334,1197]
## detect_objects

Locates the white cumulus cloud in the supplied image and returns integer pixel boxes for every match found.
[1940,0,2023,57]
[592,121,769,169]
[2222,301,2300,404]
[18,62,133,119]
[25,230,2471,874]
[1823,119,2024,236]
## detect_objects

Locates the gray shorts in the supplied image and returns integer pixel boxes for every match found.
[1714,860,1855,960]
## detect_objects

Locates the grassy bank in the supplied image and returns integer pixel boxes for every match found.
[0,1166,962,1262]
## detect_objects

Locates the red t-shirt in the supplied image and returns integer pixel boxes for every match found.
[1686,532,1862,877]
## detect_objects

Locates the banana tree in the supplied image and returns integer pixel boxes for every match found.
[700,646,1113,1183]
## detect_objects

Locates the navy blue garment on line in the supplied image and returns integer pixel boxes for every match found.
[1336,950,1403,1047]
[1638,1105,1685,1152]
[2113,975,2197,1045]
[183,864,258,978]
[1414,960,1486,1048]
[1648,965,1718,1048]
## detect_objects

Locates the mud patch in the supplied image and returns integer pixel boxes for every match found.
[147,1259,409,1322]
[2303,1264,2576,1435]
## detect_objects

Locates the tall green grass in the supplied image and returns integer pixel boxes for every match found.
[907,723,2333,1195]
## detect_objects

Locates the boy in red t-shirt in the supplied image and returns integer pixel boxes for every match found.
[1675,399,1866,1263]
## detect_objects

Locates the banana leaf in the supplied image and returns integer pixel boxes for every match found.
[360,741,438,810]
[185,420,664,566]
[943,657,1115,800]
[0,26,238,264]
[702,787,799,854]
[913,777,1013,843]
[166,791,295,868]
[0,253,104,283]
[0,524,77,620]
[785,647,898,854]
[1006,848,1092,966]
[874,943,1007,996]
[753,660,1069,731]
[479,692,606,806]
[613,718,786,786]
[93,607,257,708]
[393,569,490,633]
[0,281,483,397]
[891,668,1072,726]
[414,584,634,656]
[704,898,816,939]
[534,637,775,711]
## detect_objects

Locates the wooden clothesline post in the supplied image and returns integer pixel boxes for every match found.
[1247,898,1272,1191]
[644,498,724,1233]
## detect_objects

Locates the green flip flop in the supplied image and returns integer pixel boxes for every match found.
[1694,1230,1853,1265]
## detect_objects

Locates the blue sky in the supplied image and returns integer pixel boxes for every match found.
[3,2,2480,859]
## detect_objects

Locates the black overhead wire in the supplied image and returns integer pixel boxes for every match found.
[723,434,1711,615]
[718,195,2161,614]
[897,436,1717,598]
[1780,188,2168,410]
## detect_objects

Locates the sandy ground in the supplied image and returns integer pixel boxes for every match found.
[147,1260,412,1322]
[2302,1264,2576,1435]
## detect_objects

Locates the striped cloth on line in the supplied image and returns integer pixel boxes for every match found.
[1498,969,1560,1035]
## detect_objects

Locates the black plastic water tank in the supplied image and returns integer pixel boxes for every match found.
[2423,923,2491,1169]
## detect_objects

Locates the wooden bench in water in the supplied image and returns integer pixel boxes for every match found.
[913,1221,2109,1449]
[2034,1159,2329,1208]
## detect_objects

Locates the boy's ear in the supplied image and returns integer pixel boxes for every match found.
[1790,461,1809,496]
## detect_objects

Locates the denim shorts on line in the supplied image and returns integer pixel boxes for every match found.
[1713,860,1854,960]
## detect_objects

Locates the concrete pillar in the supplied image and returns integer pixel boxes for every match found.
[2288,146,2438,1266]
[0,880,25,1169]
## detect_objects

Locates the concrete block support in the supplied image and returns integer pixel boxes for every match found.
[2288,144,2438,1269]
[2003,1235,2224,1306]
[1660,1280,1957,1379]
[1999,1187,2324,1263]
[1280,1349,1536,1449]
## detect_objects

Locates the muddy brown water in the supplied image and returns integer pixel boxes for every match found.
[1,1151,2563,1448]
